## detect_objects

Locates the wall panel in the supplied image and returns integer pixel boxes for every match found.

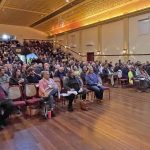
[129,13,150,62]
[101,20,124,63]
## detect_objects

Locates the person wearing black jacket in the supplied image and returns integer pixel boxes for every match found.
[9,68,27,86]
[63,70,86,112]
[0,85,13,130]
[26,67,41,83]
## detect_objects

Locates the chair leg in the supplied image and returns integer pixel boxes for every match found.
[109,89,110,100]
[30,107,32,117]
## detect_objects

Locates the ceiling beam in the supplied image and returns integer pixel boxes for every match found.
[4,6,47,15]
[30,0,86,27]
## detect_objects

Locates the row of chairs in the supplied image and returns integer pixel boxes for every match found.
[8,84,41,117]
[53,77,111,103]
[8,77,111,117]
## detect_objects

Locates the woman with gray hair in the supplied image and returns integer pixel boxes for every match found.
[39,71,58,117]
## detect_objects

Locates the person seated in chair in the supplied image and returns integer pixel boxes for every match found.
[54,67,66,80]
[86,67,104,102]
[80,66,88,85]
[0,84,13,130]
[39,71,58,117]
[9,68,27,86]
[0,66,10,85]
[102,64,109,83]
[54,67,66,87]
[26,67,41,84]
[122,64,129,79]
[137,66,150,91]
[63,70,86,112]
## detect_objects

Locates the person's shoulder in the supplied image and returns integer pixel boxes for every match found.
[4,74,9,77]
[39,78,44,83]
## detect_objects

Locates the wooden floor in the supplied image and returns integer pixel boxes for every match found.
[0,88,150,150]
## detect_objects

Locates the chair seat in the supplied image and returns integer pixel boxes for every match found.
[120,79,128,81]
[26,98,41,104]
[13,101,26,106]
[102,86,110,90]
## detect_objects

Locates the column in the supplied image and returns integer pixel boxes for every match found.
[123,17,129,62]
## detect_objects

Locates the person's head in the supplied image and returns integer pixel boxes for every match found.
[67,70,75,78]
[27,67,35,76]
[4,66,8,72]
[73,66,78,71]
[38,63,43,68]
[41,71,49,80]
[44,63,49,70]
[88,67,94,74]
[0,66,5,76]
[22,64,27,71]
[92,63,96,68]
[58,67,64,73]
[12,68,21,78]
[82,66,87,73]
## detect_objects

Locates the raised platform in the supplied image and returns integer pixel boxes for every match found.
[0,88,150,150]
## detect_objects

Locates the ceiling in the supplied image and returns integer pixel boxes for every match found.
[0,0,150,36]
[0,0,74,26]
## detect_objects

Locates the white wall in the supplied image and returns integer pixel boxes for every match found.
[129,13,150,62]
[56,34,66,45]
[81,27,98,55]
[68,31,80,53]
[0,24,47,43]
[55,12,150,63]
[101,20,124,63]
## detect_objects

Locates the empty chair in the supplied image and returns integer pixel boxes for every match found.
[25,84,41,116]
[8,85,26,115]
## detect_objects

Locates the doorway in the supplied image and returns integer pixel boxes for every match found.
[87,52,94,61]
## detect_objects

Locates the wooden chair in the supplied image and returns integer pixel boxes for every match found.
[119,78,128,87]
[102,86,111,100]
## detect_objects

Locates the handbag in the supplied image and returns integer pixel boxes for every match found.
[80,100,88,111]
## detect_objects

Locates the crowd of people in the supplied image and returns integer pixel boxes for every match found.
[0,39,150,130]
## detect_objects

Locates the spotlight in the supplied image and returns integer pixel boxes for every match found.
[2,34,9,40]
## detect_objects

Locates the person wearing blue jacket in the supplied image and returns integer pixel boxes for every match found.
[86,67,103,101]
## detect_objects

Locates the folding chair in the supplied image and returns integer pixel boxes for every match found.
[102,86,111,100]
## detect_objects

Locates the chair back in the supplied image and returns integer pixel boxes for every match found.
[53,77,61,82]
[53,77,62,91]
[25,84,37,98]
[8,86,22,100]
